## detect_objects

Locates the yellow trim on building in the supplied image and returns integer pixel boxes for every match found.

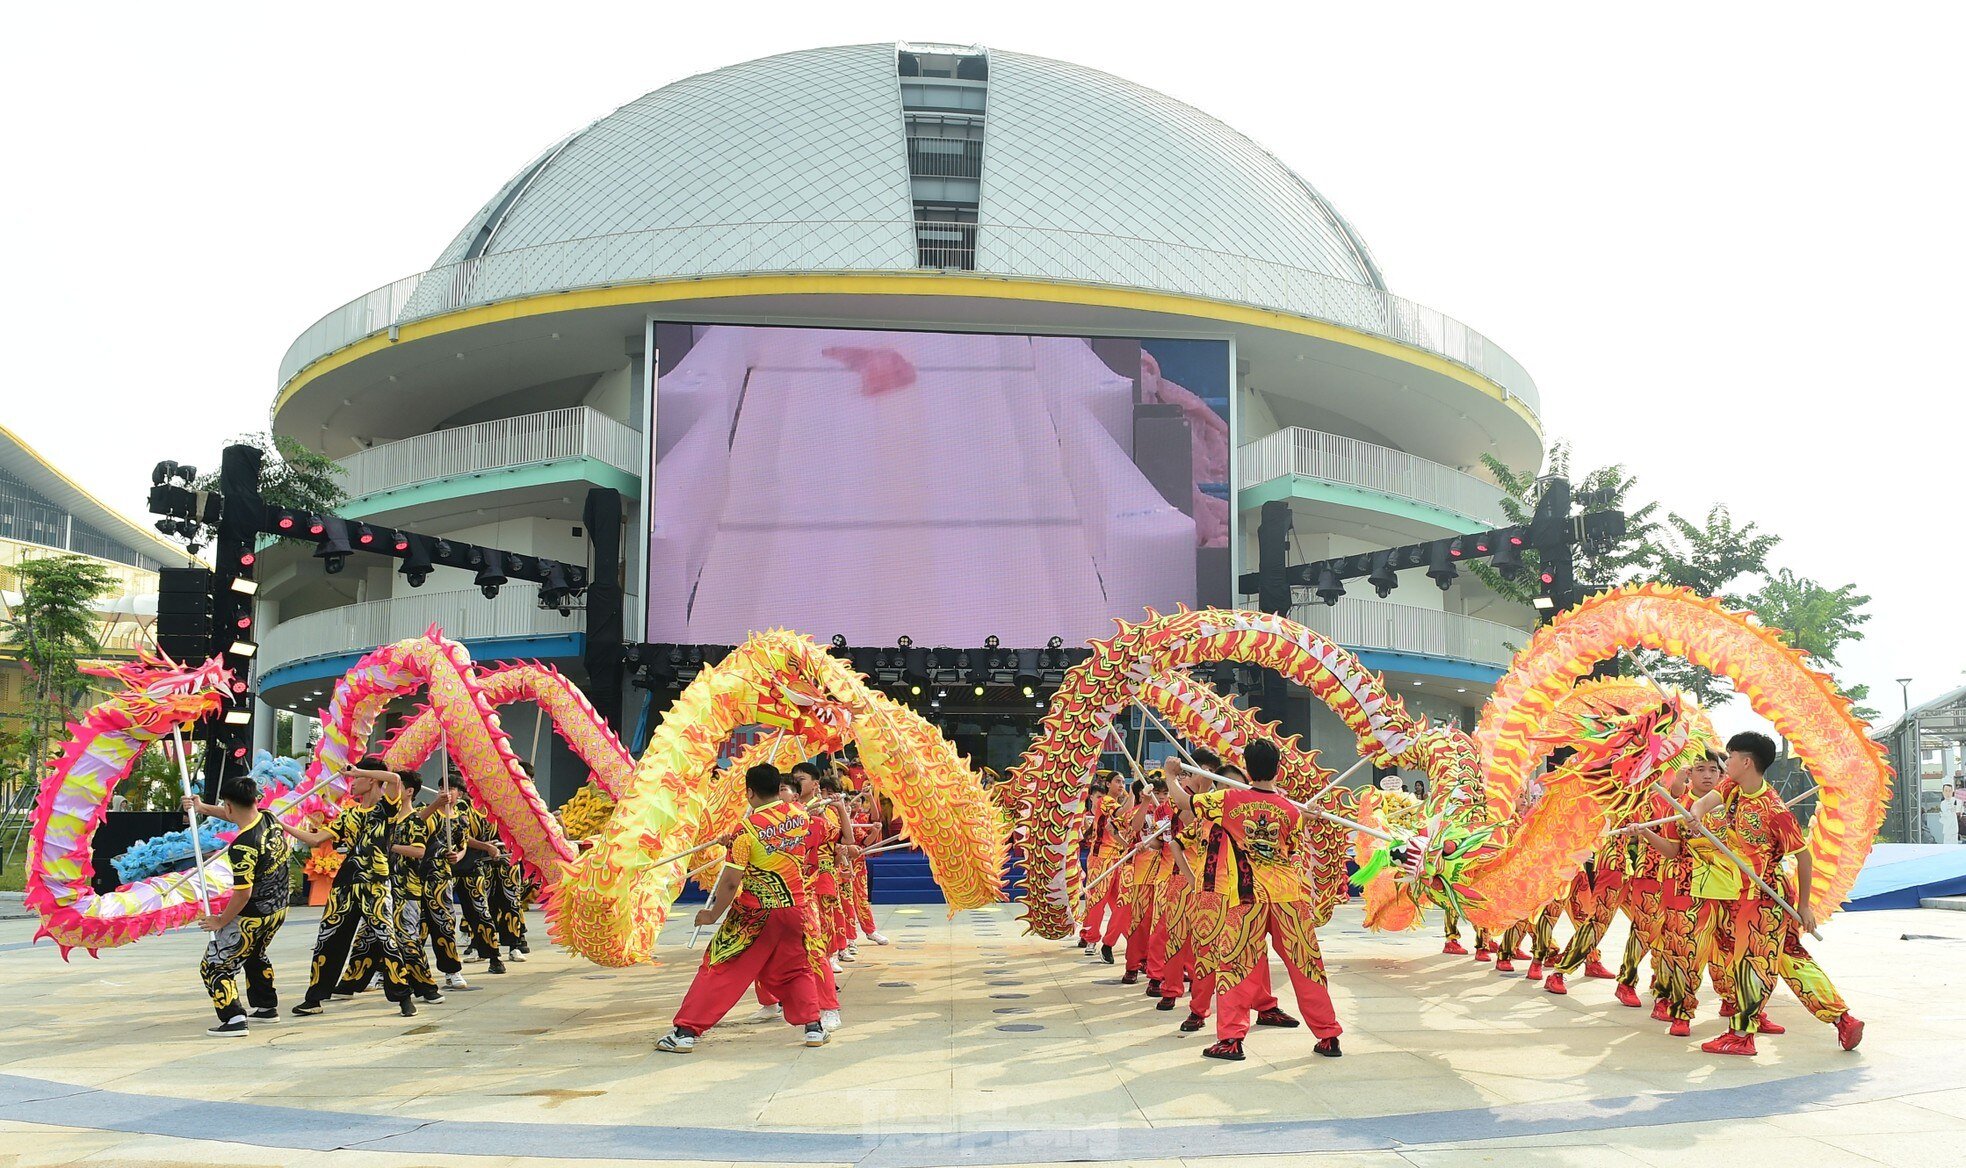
[274,274,1542,434]
[0,421,198,567]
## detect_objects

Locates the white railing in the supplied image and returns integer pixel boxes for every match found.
[335,406,640,499]
[1239,427,1509,526]
[1288,598,1523,669]
[257,587,592,674]
[277,221,1540,419]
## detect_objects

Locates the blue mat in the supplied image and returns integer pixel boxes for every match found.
[1847,844,1966,910]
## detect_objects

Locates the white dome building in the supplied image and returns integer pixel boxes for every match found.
[261,43,1544,800]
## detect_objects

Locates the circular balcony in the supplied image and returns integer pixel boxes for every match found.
[1289,596,1524,672]
[1238,426,1510,533]
[256,587,596,706]
[276,221,1540,423]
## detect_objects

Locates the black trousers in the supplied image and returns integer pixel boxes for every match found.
[304,881,410,1003]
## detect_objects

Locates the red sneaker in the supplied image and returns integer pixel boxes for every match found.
[1474,948,1494,964]
[1835,1013,1865,1051]
[1525,960,1545,982]
[1544,973,1568,995]
[1584,960,1616,980]
[1119,970,1140,985]
[1510,947,1531,961]
[1255,1007,1300,1029]
[1650,998,1671,1022]
[1495,957,1516,973]
[1754,1013,1785,1035]
[1443,939,1469,956]
[1615,984,1643,1009]
[1701,1032,1757,1057]
[1668,1019,1691,1037]
[1202,1038,1245,1061]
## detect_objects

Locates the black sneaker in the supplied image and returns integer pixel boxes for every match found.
[1179,1012,1206,1033]
[418,990,446,1005]
[1315,1036,1343,1058]
[488,955,507,975]
[1145,979,1161,996]
[1202,1038,1245,1061]
[292,1001,324,1017]
[1120,970,1140,985]
[206,1018,250,1038]
[399,998,417,1018]
[1155,997,1177,1012]
[1255,1007,1301,1028]
[247,1008,280,1023]
[1099,944,1114,964]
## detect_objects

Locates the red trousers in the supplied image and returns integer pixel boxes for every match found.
[1215,916,1342,1041]
[1081,876,1123,943]
[1162,941,1274,1019]
[852,861,877,934]
[674,907,819,1033]
[1125,894,1161,976]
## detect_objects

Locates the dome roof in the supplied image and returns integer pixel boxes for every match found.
[427,43,1386,297]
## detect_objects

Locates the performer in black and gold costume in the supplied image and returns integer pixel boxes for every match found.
[336,771,447,1004]
[186,771,292,1037]
[283,762,420,1018]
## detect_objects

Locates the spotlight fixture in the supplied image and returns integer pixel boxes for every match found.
[230,578,258,596]
[228,640,257,658]
[223,707,252,726]
[1532,595,1556,611]
[897,634,913,649]
[1427,544,1458,592]
[474,549,508,598]
[1047,636,1063,650]
[984,635,1000,650]
[1368,551,1399,598]
[1021,685,1035,698]
[1315,566,1345,606]
[910,684,923,696]
[831,634,848,650]
[973,685,985,697]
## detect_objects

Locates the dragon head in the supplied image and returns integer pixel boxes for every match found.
[84,651,233,736]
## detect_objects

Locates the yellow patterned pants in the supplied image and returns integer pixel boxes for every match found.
[201,909,286,1022]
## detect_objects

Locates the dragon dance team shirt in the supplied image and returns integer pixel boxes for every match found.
[1690,784,1804,901]
[224,811,293,916]
[805,802,841,896]
[330,802,395,887]
[728,798,813,911]
[1191,787,1304,904]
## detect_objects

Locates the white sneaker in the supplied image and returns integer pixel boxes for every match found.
[1081,941,1098,956]
[828,956,843,974]
[655,1029,697,1054]
[867,931,890,946]
[507,948,527,962]
[820,1008,842,1033]
[839,948,857,963]
[445,973,470,989]
[803,1024,829,1047]
[740,1003,784,1025]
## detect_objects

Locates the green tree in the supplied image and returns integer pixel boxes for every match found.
[1471,442,1663,605]
[1749,569,1878,721]
[1641,506,1783,704]
[192,432,346,545]
[2,555,115,776]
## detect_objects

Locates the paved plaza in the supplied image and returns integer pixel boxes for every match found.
[2,900,1963,1168]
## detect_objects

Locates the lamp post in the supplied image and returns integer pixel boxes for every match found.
[1897,678,1913,715]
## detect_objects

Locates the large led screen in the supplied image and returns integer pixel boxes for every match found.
[646,324,1231,647]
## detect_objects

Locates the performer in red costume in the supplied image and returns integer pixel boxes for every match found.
[658,764,826,1053]
[1172,740,1341,1062]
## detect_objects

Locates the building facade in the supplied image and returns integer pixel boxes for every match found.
[0,424,198,742]
[258,43,1544,801]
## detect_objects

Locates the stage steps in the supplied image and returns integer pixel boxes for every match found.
[1921,896,1966,912]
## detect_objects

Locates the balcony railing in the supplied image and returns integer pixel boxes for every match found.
[1288,598,1523,669]
[1238,427,1509,527]
[257,587,598,675]
[335,406,641,500]
[278,221,1540,420]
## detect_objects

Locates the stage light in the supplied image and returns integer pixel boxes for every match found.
[276,514,296,530]
[936,688,947,699]
[323,554,347,574]
[433,538,452,557]
[1540,571,1555,585]
[153,518,174,536]
[230,578,258,595]
[1427,544,1458,591]
[831,634,847,650]
[481,584,501,599]
[228,640,257,658]
[973,685,985,697]
[1368,551,1399,598]
[910,684,922,696]
[239,552,255,567]
[312,518,352,577]
[897,635,913,649]
[1047,636,1063,650]
[1315,566,1345,606]
[1532,595,1555,611]
[393,535,409,552]
[174,465,197,484]
[236,616,251,629]
[1449,538,1464,558]
[223,708,252,726]
[355,525,375,546]
[1492,539,1523,579]
[1022,684,1035,697]
[151,461,177,485]
[398,534,434,589]
[475,550,508,598]
[309,520,325,536]
[984,635,1000,650]
[1473,537,1490,554]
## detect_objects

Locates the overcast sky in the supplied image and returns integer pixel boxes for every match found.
[3,3,1959,729]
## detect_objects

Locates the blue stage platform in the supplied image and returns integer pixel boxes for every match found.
[1846,844,1966,910]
